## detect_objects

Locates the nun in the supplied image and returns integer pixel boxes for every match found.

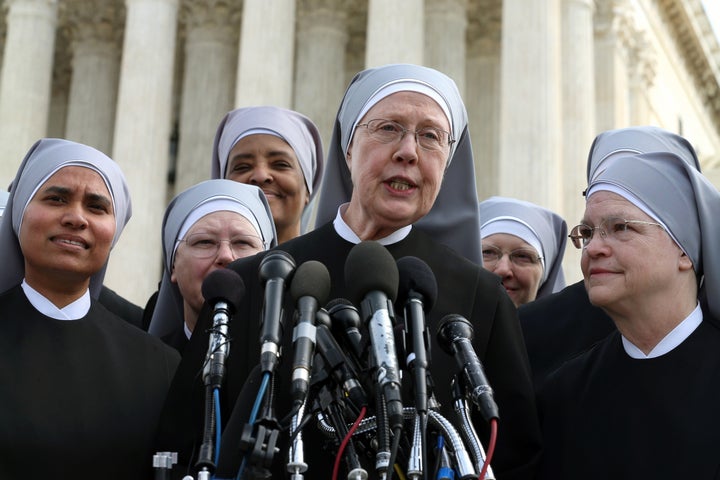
[0,138,179,479]
[156,64,541,479]
[480,196,567,306]
[147,179,276,351]
[211,106,324,242]
[519,125,702,392]
[537,151,720,479]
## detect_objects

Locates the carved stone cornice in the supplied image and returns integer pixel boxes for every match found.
[179,0,241,33]
[467,0,501,56]
[594,0,636,56]
[62,0,123,46]
[298,0,348,32]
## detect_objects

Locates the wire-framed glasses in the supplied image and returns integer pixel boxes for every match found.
[482,245,543,269]
[356,119,454,152]
[180,232,264,259]
[568,216,665,249]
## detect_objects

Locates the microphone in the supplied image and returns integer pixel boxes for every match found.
[344,241,403,430]
[437,314,500,422]
[288,260,331,406]
[326,298,364,363]
[314,308,368,414]
[396,256,437,415]
[201,268,245,388]
[258,250,296,374]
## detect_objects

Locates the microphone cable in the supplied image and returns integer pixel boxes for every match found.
[235,371,271,480]
[332,405,368,480]
[478,418,497,480]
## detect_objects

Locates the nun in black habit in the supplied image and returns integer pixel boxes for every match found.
[0,138,180,479]
[155,63,540,480]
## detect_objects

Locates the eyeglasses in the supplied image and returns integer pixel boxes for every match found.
[356,119,455,152]
[568,217,664,249]
[482,245,543,269]
[180,233,264,259]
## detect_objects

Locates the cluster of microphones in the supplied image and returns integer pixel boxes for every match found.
[186,241,499,480]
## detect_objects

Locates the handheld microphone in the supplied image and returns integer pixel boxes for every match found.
[258,250,296,374]
[344,241,403,430]
[396,256,437,413]
[437,314,500,422]
[326,298,364,363]
[314,308,368,414]
[201,268,245,388]
[289,260,331,406]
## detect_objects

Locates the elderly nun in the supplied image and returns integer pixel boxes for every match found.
[537,151,720,480]
[211,106,324,242]
[147,179,276,351]
[480,196,567,306]
[0,138,179,479]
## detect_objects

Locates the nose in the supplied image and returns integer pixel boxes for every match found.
[61,204,88,229]
[215,241,236,265]
[392,131,419,164]
[491,255,514,277]
[583,231,610,256]
[249,164,273,184]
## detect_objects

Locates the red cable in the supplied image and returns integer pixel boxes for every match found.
[478,418,498,480]
[332,406,367,480]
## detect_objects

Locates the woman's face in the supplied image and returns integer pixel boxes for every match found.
[171,211,263,330]
[19,166,116,291]
[344,91,450,238]
[482,233,544,306]
[225,134,308,242]
[580,191,692,317]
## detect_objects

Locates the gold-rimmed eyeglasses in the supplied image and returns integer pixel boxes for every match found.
[356,119,454,152]
[180,233,264,259]
[482,245,543,269]
[568,217,665,249]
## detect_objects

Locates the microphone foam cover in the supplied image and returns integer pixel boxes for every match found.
[344,241,399,304]
[201,268,246,312]
[396,256,438,311]
[289,260,331,305]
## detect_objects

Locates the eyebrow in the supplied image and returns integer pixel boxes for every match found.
[42,185,112,208]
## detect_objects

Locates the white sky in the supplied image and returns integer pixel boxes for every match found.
[701,0,720,42]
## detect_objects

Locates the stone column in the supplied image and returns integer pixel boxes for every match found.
[466,0,502,201]
[174,0,240,193]
[104,0,178,305]
[498,0,563,210]
[561,0,596,282]
[294,0,348,147]
[0,0,58,187]
[235,0,295,107]
[64,0,122,155]
[593,0,633,131]
[365,0,423,67]
[425,0,467,96]
[627,31,655,126]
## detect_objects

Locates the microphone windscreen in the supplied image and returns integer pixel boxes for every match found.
[396,256,438,311]
[290,260,331,304]
[258,249,296,283]
[344,241,399,304]
[201,268,246,312]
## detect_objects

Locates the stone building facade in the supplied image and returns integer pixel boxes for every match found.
[0,0,719,303]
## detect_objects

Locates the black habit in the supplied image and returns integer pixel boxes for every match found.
[156,222,541,480]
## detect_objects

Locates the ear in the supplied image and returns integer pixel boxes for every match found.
[678,251,694,272]
[170,265,178,284]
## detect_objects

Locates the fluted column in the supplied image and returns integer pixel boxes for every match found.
[561,0,596,282]
[466,0,502,200]
[365,0,423,67]
[499,0,562,209]
[594,0,633,131]
[104,0,178,305]
[627,31,655,126]
[174,0,240,193]
[294,0,348,147]
[425,0,467,96]
[0,0,58,187]
[235,0,295,107]
[64,0,122,155]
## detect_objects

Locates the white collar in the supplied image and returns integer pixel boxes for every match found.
[21,279,91,320]
[621,303,703,359]
[332,203,412,245]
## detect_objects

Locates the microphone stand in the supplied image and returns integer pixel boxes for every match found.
[452,376,495,479]
[238,371,281,478]
[287,400,308,479]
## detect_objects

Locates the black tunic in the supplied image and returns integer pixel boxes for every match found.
[0,285,180,480]
[156,223,541,479]
[537,318,720,480]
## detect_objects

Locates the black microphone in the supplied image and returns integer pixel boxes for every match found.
[258,250,296,374]
[288,260,331,406]
[437,314,500,422]
[315,308,368,414]
[201,268,245,388]
[326,298,364,363]
[344,241,403,430]
[396,256,438,415]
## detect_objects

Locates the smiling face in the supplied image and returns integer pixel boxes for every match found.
[19,166,116,294]
[343,91,450,239]
[225,134,308,243]
[482,233,544,306]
